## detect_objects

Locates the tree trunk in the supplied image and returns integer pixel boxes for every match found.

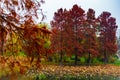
[0,38,4,55]
[104,52,108,64]
[0,28,4,55]
[74,47,78,66]
[75,54,78,66]
[87,52,91,65]
[59,52,63,66]
[60,26,63,66]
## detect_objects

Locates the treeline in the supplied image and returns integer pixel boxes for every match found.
[50,4,118,65]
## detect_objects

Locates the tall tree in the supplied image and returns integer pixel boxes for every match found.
[0,0,44,55]
[51,8,68,65]
[51,5,85,65]
[69,5,85,65]
[98,12,118,63]
[83,9,99,65]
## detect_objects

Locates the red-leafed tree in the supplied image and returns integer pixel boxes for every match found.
[51,5,85,65]
[68,5,85,65]
[0,0,44,55]
[83,9,99,64]
[98,12,118,63]
[51,8,69,65]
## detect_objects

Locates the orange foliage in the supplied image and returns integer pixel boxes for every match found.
[22,24,51,65]
[0,0,44,55]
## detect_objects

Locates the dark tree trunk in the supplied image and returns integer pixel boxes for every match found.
[0,38,4,55]
[87,52,91,66]
[75,54,78,66]
[74,47,78,66]
[0,28,5,55]
[104,52,108,64]
[59,51,63,66]
[60,26,63,66]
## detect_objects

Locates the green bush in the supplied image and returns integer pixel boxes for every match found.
[80,57,86,63]
[93,58,102,63]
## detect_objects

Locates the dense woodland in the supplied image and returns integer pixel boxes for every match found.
[0,0,119,79]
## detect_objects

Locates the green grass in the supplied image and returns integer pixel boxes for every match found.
[33,74,120,80]
[113,60,120,66]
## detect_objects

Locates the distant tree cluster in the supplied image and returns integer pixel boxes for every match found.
[51,4,118,65]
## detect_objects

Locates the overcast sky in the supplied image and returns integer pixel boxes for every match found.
[41,0,120,35]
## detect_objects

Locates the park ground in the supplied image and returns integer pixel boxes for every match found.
[0,56,120,80]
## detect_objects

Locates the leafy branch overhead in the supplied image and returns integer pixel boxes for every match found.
[0,0,45,55]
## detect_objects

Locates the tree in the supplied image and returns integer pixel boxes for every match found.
[83,9,99,65]
[69,5,85,65]
[0,0,44,55]
[22,24,51,66]
[98,12,118,63]
[51,8,68,65]
[51,5,85,65]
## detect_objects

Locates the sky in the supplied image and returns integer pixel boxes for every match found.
[41,0,120,36]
